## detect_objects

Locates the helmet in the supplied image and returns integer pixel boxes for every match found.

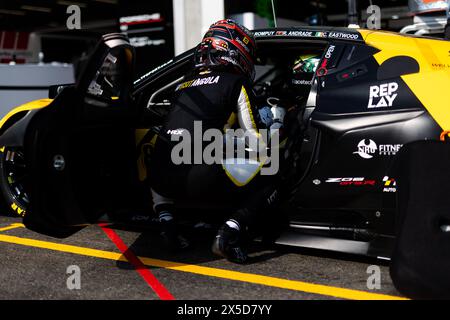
[194,19,257,81]
[292,54,320,74]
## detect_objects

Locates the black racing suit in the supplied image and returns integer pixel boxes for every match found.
[150,69,280,232]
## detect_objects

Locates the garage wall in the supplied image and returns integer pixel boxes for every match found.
[173,0,225,55]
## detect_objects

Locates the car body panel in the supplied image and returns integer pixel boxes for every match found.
[0,99,53,148]
[363,30,450,131]
[0,99,53,131]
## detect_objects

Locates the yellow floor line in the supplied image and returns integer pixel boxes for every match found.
[0,223,24,232]
[0,233,407,300]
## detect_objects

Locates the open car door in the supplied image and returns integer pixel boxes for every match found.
[22,33,137,238]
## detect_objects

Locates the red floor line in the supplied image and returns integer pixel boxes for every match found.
[99,224,174,300]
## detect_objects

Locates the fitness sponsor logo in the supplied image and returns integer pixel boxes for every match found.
[353,139,402,159]
[367,82,398,109]
[382,176,397,193]
[325,177,376,186]
[354,139,377,159]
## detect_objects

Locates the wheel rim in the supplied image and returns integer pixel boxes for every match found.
[2,148,29,209]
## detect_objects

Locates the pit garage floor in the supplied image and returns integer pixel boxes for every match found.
[0,216,405,300]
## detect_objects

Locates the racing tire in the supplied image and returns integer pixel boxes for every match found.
[0,146,29,217]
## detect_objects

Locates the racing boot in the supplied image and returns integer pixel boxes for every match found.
[158,209,190,251]
[160,219,190,251]
[212,219,248,264]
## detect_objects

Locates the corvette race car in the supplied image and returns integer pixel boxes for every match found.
[0,27,449,260]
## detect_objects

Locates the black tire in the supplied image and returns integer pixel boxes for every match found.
[0,146,29,217]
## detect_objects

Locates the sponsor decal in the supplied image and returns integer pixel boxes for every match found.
[176,76,220,90]
[326,177,376,186]
[235,37,250,52]
[354,139,402,159]
[324,45,335,59]
[368,82,398,109]
[354,139,377,159]
[133,59,173,84]
[315,31,327,37]
[316,44,335,76]
[382,176,397,193]
[378,144,402,156]
[292,79,312,85]
[431,63,450,69]
[167,129,185,135]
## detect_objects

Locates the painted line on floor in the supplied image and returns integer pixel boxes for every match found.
[100,225,174,300]
[0,233,407,300]
[0,223,24,232]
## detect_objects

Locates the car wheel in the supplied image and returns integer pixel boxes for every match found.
[0,146,29,217]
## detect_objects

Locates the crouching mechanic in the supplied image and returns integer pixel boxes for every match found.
[149,19,281,263]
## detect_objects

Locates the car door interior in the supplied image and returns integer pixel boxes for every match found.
[23,33,137,238]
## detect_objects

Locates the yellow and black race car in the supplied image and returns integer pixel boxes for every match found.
[0,27,449,260]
